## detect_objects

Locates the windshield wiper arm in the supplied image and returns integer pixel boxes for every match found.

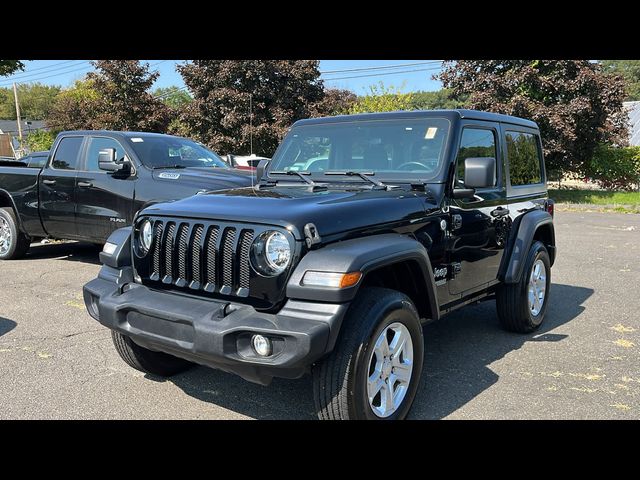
[270,170,315,185]
[324,171,385,187]
[152,165,187,170]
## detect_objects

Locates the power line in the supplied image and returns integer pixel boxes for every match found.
[323,66,443,82]
[0,63,94,87]
[0,61,92,84]
[8,60,78,76]
[320,61,442,75]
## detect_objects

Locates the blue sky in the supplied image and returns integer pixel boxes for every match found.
[0,60,444,93]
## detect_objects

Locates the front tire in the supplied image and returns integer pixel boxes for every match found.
[111,331,194,377]
[312,287,424,420]
[0,207,30,260]
[497,240,551,333]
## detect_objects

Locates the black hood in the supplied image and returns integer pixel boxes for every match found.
[151,167,254,191]
[142,185,439,240]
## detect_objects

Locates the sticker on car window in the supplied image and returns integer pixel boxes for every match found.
[425,127,438,139]
[131,137,144,143]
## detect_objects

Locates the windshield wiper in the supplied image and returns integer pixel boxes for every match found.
[270,170,316,185]
[152,165,187,170]
[324,171,386,188]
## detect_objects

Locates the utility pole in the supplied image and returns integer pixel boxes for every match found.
[249,94,253,155]
[12,83,23,144]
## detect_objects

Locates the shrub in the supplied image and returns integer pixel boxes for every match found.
[25,130,55,152]
[586,145,640,191]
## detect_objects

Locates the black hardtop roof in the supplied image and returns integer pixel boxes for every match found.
[293,109,539,129]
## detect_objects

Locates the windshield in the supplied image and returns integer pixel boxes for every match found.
[126,135,228,169]
[268,118,450,181]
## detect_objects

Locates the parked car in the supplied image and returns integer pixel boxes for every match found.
[223,153,269,171]
[84,110,556,420]
[0,131,253,259]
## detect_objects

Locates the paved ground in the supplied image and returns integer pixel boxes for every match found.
[1,211,638,419]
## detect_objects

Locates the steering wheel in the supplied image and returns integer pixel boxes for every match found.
[395,161,430,171]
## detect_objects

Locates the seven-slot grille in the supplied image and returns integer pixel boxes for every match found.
[144,219,256,297]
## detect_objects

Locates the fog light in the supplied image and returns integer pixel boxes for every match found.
[252,334,272,357]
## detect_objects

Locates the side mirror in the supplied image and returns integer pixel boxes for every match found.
[98,148,129,174]
[464,157,496,189]
[256,159,269,183]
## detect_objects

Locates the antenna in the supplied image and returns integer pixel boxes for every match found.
[249,93,253,156]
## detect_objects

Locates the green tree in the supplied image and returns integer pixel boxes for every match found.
[0,83,61,120]
[0,60,24,76]
[408,89,467,110]
[154,86,192,109]
[437,60,628,177]
[349,82,414,114]
[45,79,101,131]
[25,129,55,152]
[601,60,640,101]
[87,60,170,132]
[178,60,324,156]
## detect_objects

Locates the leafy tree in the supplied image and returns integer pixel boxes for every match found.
[154,86,192,109]
[178,60,324,156]
[437,60,628,177]
[601,60,640,101]
[311,88,357,117]
[0,83,61,120]
[348,82,414,114]
[0,60,24,77]
[86,60,170,132]
[45,79,101,131]
[25,129,55,152]
[408,89,467,110]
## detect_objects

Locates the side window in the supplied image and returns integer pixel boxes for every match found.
[456,128,497,187]
[505,131,542,186]
[28,155,48,169]
[52,137,83,170]
[85,137,126,172]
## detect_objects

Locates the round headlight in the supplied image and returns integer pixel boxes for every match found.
[139,219,153,253]
[251,231,291,276]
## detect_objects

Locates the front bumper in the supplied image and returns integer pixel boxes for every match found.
[83,268,349,385]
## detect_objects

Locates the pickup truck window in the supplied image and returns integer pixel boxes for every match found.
[505,131,543,186]
[455,127,497,187]
[52,136,83,170]
[126,136,228,169]
[85,137,126,171]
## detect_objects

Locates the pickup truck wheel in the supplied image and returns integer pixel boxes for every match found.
[111,331,194,377]
[497,240,551,333]
[312,287,424,420]
[0,208,30,260]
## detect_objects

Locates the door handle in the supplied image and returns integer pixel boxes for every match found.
[77,181,93,188]
[42,179,56,186]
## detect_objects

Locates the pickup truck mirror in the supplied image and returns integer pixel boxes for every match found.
[99,148,129,174]
[464,157,496,189]
[256,159,269,183]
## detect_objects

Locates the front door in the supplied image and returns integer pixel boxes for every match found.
[447,122,508,296]
[39,136,84,239]
[75,136,135,242]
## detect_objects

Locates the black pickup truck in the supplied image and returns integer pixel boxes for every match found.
[84,110,556,420]
[0,131,253,259]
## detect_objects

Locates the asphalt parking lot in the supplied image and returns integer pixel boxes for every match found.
[1,211,638,419]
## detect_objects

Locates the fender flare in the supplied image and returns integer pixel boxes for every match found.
[500,210,555,284]
[0,188,26,234]
[287,233,439,322]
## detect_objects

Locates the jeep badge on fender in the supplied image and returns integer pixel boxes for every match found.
[83,110,556,420]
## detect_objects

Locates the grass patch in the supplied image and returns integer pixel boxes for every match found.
[548,189,640,206]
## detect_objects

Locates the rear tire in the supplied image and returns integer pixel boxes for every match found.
[497,241,551,333]
[0,207,30,260]
[111,331,194,377]
[312,287,424,420]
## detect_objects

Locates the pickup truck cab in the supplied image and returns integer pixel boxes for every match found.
[0,131,253,259]
[84,110,556,420]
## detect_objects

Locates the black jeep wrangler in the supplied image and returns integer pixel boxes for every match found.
[83,110,556,420]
